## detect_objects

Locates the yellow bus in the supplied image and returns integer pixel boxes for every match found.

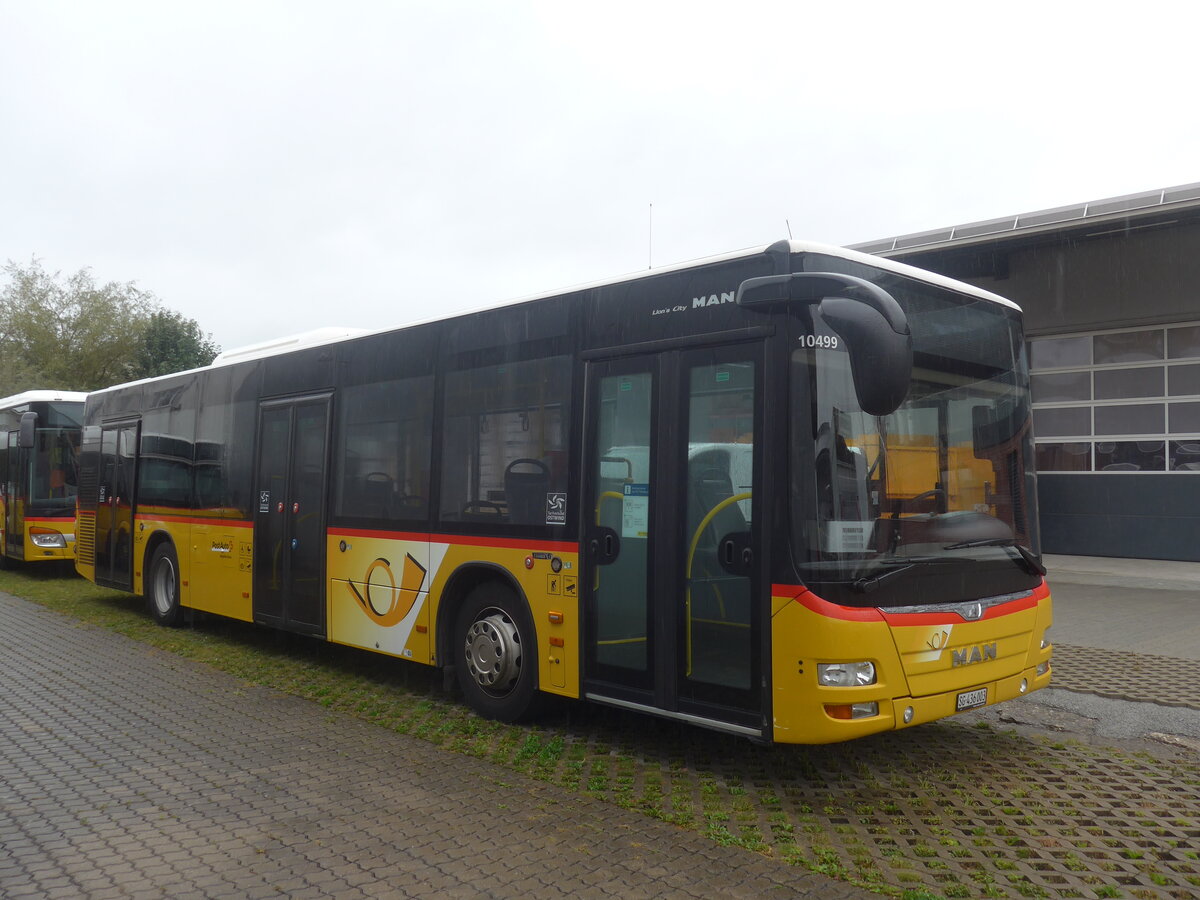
[74,241,1051,743]
[0,391,86,566]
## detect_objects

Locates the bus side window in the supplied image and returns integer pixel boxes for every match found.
[334,375,434,522]
[439,355,571,527]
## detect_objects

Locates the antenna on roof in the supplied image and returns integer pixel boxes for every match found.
[786,218,793,240]
[648,202,653,269]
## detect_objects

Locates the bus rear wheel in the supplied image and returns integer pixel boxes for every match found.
[147,542,183,627]
[454,586,540,722]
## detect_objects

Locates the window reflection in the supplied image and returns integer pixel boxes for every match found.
[1094,441,1165,471]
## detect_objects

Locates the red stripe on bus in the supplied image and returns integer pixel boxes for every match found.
[775,586,884,622]
[327,527,431,542]
[134,514,253,528]
[326,526,576,554]
[776,577,1047,624]
[24,516,73,523]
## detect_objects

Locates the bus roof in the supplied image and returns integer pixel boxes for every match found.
[90,239,1021,397]
[0,390,88,411]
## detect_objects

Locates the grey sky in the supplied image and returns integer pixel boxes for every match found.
[4,1,1198,353]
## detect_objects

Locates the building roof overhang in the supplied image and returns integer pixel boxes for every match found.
[851,182,1200,259]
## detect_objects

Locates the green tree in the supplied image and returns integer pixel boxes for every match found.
[0,259,219,394]
[131,309,221,380]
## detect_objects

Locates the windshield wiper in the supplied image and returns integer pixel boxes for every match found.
[942,538,1046,577]
[849,556,951,594]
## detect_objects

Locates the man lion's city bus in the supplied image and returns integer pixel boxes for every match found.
[74,241,1051,743]
[0,391,87,566]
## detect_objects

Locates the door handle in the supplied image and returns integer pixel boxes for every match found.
[588,527,620,564]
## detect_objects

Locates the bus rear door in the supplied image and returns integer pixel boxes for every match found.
[253,395,332,636]
[2,430,18,561]
[94,421,140,589]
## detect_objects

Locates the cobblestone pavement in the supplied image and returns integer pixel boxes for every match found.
[1053,642,1200,710]
[0,594,870,899]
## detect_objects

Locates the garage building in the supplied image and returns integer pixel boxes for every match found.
[852,182,1200,561]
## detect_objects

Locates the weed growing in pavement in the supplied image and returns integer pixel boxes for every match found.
[5,564,1200,900]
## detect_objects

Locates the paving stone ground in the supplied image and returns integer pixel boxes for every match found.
[0,593,870,899]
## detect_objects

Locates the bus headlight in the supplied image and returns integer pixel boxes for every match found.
[30,530,67,549]
[818,661,876,687]
[1040,626,1052,651]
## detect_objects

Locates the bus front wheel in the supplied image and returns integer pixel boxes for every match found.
[147,542,183,627]
[453,586,540,722]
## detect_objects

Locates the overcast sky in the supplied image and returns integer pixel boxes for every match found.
[4,1,1199,353]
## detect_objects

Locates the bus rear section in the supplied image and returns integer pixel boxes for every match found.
[0,391,86,565]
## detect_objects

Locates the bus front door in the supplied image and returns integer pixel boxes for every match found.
[3,431,19,561]
[95,421,139,590]
[582,343,766,738]
[253,395,331,636]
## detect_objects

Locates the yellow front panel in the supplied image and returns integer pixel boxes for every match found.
[23,518,75,562]
[771,597,902,744]
[890,606,1040,697]
[771,588,1053,744]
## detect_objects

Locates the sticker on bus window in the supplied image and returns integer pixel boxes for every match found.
[259,491,270,513]
[622,483,649,538]
[546,492,566,525]
[826,521,871,553]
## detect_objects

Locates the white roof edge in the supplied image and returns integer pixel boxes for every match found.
[210,327,371,365]
[789,239,1021,310]
[89,240,1017,400]
[0,390,88,410]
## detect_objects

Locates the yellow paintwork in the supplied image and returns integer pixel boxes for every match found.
[128,512,255,622]
[771,585,1052,744]
[325,532,581,699]
[85,505,1054,746]
[0,496,76,563]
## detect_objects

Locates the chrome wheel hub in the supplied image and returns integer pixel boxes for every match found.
[464,609,522,694]
[153,557,176,615]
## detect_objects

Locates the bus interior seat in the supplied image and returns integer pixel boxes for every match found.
[504,458,549,525]
[359,471,394,518]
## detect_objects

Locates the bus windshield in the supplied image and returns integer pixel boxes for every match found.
[30,426,82,507]
[791,265,1041,606]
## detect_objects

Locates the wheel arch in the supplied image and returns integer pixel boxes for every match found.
[434,562,532,671]
[141,528,182,602]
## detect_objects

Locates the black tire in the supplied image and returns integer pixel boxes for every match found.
[454,584,541,722]
[146,542,183,627]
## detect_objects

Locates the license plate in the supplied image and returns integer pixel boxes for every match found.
[956,688,988,711]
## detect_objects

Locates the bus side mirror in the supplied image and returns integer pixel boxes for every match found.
[737,272,913,417]
[18,412,37,449]
[817,295,912,416]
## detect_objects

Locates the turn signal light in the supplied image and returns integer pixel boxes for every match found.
[825,702,879,720]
